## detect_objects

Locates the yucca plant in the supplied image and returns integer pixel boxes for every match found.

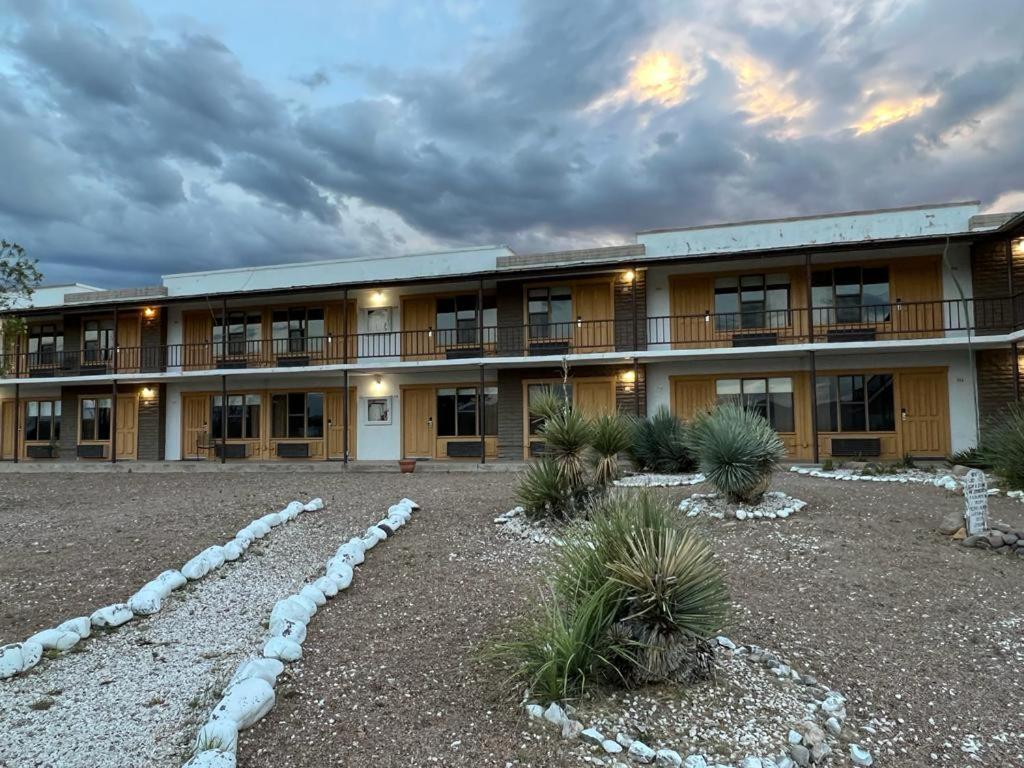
[629,407,695,473]
[516,457,570,521]
[540,407,592,492]
[689,404,785,503]
[588,412,634,486]
[980,404,1024,489]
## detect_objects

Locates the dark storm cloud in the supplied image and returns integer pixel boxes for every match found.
[0,0,1023,287]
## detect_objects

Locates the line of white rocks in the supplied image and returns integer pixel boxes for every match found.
[0,497,324,682]
[182,497,420,768]
[680,491,808,522]
[525,636,875,768]
[494,506,564,546]
[614,473,707,488]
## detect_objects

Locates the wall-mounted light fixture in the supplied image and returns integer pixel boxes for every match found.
[142,307,158,320]
[1013,238,1024,258]
[704,310,710,323]
[623,269,636,283]
[374,374,383,386]
[141,386,156,401]
[576,315,583,328]
[620,369,636,384]
[372,289,385,304]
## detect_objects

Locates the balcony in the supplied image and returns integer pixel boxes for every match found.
[0,297,1020,379]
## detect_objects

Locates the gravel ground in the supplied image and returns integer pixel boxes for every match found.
[2,470,1023,767]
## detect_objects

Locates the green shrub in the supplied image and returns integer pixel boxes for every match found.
[689,404,785,504]
[493,491,729,701]
[516,457,572,521]
[950,447,992,470]
[629,407,695,473]
[980,404,1024,489]
[588,412,634,486]
[540,407,592,492]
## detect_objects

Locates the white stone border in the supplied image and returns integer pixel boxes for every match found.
[0,498,324,682]
[494,506,564,546]
[182,498,420,768]
[679,491,807,522]
[614,473,706,488]
[524,635,875,768]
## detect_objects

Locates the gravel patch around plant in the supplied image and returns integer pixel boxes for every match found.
[680,490,807,522]
[614,472,706,488]
[494,505,564,545]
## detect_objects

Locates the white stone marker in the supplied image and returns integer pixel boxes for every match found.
[963,468,990,535]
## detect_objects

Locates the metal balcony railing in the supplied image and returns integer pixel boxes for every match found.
[0,296,1020,379]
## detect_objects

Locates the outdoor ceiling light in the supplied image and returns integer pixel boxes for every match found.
[142,306,158,319]
[374,374,382,385]
[1013,238,1024,258]
[623,269,636,283]
[621,369,636,383]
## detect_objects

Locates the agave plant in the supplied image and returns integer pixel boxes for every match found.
[689,404,785,504]
[629,407,695,473]
[588,412,634,486]
[980,403,1024,489]
[516,457,570,521]
[539,406,592,493]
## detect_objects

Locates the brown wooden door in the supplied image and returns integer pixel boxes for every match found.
[402,297,436,360]
[326,389,357,460]
[116,313,141,372]
[891,256,943,338]
[403,387,434,458]
[1,400,15,460]
[115,394,138,460]
[672,376,716,420]
[575,379,615,417]
[573,282,613,351]
[670,276,715,348]
[183,312,213,370]
[181,393,209,459]
[898,370,950,457]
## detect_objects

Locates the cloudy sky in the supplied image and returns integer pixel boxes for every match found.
[0,0,1022,288]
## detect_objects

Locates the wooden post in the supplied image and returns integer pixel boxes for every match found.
[633,357,640,416]
[631,267,638,350]
[805,253,815,344]
[479,364,486,465]
[221,296,228,365]
[342,369,349,466]
[1014,342,1021,403]
[809,350,819,465]
[13,381,19,463]
[110,378,118,463]
[1008,238,1017,329]
[220,374,227,464]
[112,305,119,374]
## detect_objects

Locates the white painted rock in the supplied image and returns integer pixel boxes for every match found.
[263,636,302,662]
[184,749,236,768]
[398,497,420,510]
[628,741,656,764]
[336,542,364,566]
[375,520,395,536]
[291,593,318,617]
[581,728,604,746]
[27,628,80,651]
[327,562,353,590]
[364,526,387,544]
[259,512,284,528]
[195,718,239,753]
[181,553,212,580]
[525,703,544,719]
[90,603,134,628]
[388,504,411,520]
[543,702,567,726]
[269,618,307,644]
[360,533,380,550]
[234,529,255,548]
[57,617,91,640]
[212,677,276,729]
[0,642,44,678]
[128,588,162,616]
[269,598,312,626]
[302,497,324,512]
[227,657,284,691]
[152,569,187,595]
[284,500,304,518]
[222,541,243,561]
[200,546,227,570]
[313,576,338,598]
[249,521,270,539]
[656,749,683,767]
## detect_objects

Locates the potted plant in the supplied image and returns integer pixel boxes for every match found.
[398,458,416,473]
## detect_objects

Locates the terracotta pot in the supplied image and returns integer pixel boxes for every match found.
[398,459,416,474]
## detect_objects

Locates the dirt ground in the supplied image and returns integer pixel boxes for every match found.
[2,470,1022,766]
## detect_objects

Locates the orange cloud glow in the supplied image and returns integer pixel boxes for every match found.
[853,94,939,134]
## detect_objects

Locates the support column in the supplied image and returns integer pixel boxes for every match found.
[631,267,638,350]
[110,378,118,463]
[220,374,227,464]
[633,357,640,416]
[13,381,19,463]
[479,364,486,465]
[342,369,349,466]
[809,350,819,464]
[1008,238,1017,329]
[112,306,119,374]
[1014,342,1021,402]
[805,253,815,344]
[221,296,228,365]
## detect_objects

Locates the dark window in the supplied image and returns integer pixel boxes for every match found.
[214,312,262,357]
[436,386,497,437]
[436,295,496,346]
[80,398,112,441]
[211,394,261,439]
[812,267,891,324]
[816,374,895,432]
[527,382,573,435]
[27,324,63,366]
[271,392,324,438]
[272,308,325,354]
[83,319,115,363]
[528,287,572,339]
[25,400,60,442]
[715,377,794,432]
[714,274,790,331]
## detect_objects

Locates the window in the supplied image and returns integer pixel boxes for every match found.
[271,392,324,438]
[272,308,325,354]
[436,295,497,346]
[365,397,391,424]
[527,382,573,435]
[528,287,572,339]
[816,374,895,432]
[211,394,261,439]
[812,267,890,324]
[25,400,61,442]
[715,377,794,432]
[80,398,112,441]
[214,312,262,357]
[27,324,63,365]
[436,386,498,437]
[713,274,790,331]
[83,319,115,363]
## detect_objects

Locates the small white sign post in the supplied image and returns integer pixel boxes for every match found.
[963,468,990,535]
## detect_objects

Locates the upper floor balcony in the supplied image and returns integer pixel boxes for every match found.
[2,293,1021,380]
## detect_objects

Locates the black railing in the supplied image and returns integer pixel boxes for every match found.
[1,296,1021,379]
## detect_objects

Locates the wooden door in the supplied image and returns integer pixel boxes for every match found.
[573,282,613,351]
[116,314,141,372]
[672,376,716,420]
[183,312,213,370]
[402,297,436,360]
[115,394,138,460]
[326,389,357,460]
[575,379,615,417]
[181,393,209,459]
[898,370,950,457]
[402,387,434,458]
[1,400,15,460]
[669,276,715,348]
[891,256,943,338]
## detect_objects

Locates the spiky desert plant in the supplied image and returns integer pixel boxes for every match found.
[539,406,592,492]
[980,403,1024,489]
[529,388,567,424]
[588,412,634,486]
[689,404,785,504]
[516,457,570,521]
[629,407,695,473]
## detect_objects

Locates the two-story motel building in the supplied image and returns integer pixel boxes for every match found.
[1,201,1022,466]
